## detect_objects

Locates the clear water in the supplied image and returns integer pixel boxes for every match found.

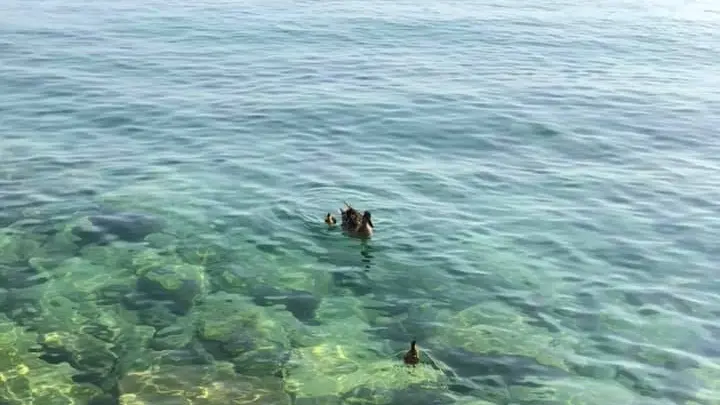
[1,0,720,404]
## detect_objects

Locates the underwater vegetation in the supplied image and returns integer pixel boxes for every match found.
[0,205,719,405]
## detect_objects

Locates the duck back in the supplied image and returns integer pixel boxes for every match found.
[341,206,361,229]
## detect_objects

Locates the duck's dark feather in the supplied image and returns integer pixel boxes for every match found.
[341,204,362,230]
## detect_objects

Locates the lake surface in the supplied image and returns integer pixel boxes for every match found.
[1,0,720,404]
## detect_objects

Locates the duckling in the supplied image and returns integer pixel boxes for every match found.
[324,212,337,226]
[403,340,420,367]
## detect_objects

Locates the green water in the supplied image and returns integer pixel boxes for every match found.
[1,0,720,404]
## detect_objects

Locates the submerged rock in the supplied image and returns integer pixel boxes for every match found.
[428,346,568,391]
[69,211,165,246]
[89,212,165,242]
[193,292,296,377]
[41,256,135,306]
[366,302,447,345]
[136,264,206,313]
[0,314,106,405]
[122,293,183,329]
[94,283,135,306]
[3,289,43,326]
[129,341,214,369]
[284,346,448,400]
[38,330,119,391]
[111,325,156,379]
[282,295,449,400]
[0,263,49,289]
[132,248,208,313]
[681,363,720,405]
[80,244,141,273]
[341,384,457,405]
[194,292,281,346]
[118,360,290,405]
[330,269,374,296]
[0,287,7,308]
[0,230,43,265]
[293,396,343,405]
[17,291,135,393]
[506,374,643,405]
[0,231,51,290]
[430,300,577,373]
[150,323,194,351]
[250,284,321,324]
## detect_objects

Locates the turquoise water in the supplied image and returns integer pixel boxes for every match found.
[2,0,720,404]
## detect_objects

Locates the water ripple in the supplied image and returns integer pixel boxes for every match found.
[1,0,720,403]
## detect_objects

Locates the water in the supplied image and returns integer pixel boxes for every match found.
[1,0,720,404]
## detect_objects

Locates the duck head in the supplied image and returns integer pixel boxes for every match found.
[361,211,374,228]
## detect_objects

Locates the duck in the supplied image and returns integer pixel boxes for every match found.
[340,201,374,237]
[324,212,337,226]
[403,340,420,367]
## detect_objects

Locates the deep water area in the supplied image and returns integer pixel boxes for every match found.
[1,0,720,404]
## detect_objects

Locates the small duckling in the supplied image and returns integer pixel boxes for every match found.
[324,212,337,226]
[403,340,420,367]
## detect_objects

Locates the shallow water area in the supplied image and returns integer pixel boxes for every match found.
[2,0,720,404]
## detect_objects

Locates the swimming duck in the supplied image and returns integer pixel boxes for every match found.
[403,340,420,367]
[324,213,337,226]
[340,202,374,237]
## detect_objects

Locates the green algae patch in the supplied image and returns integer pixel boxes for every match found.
[0,315,104,405]
[118,360,289,405]
[433,301,576,372]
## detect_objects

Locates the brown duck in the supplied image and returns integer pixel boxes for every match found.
[340,201,374,237]
[403,340,420,367]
